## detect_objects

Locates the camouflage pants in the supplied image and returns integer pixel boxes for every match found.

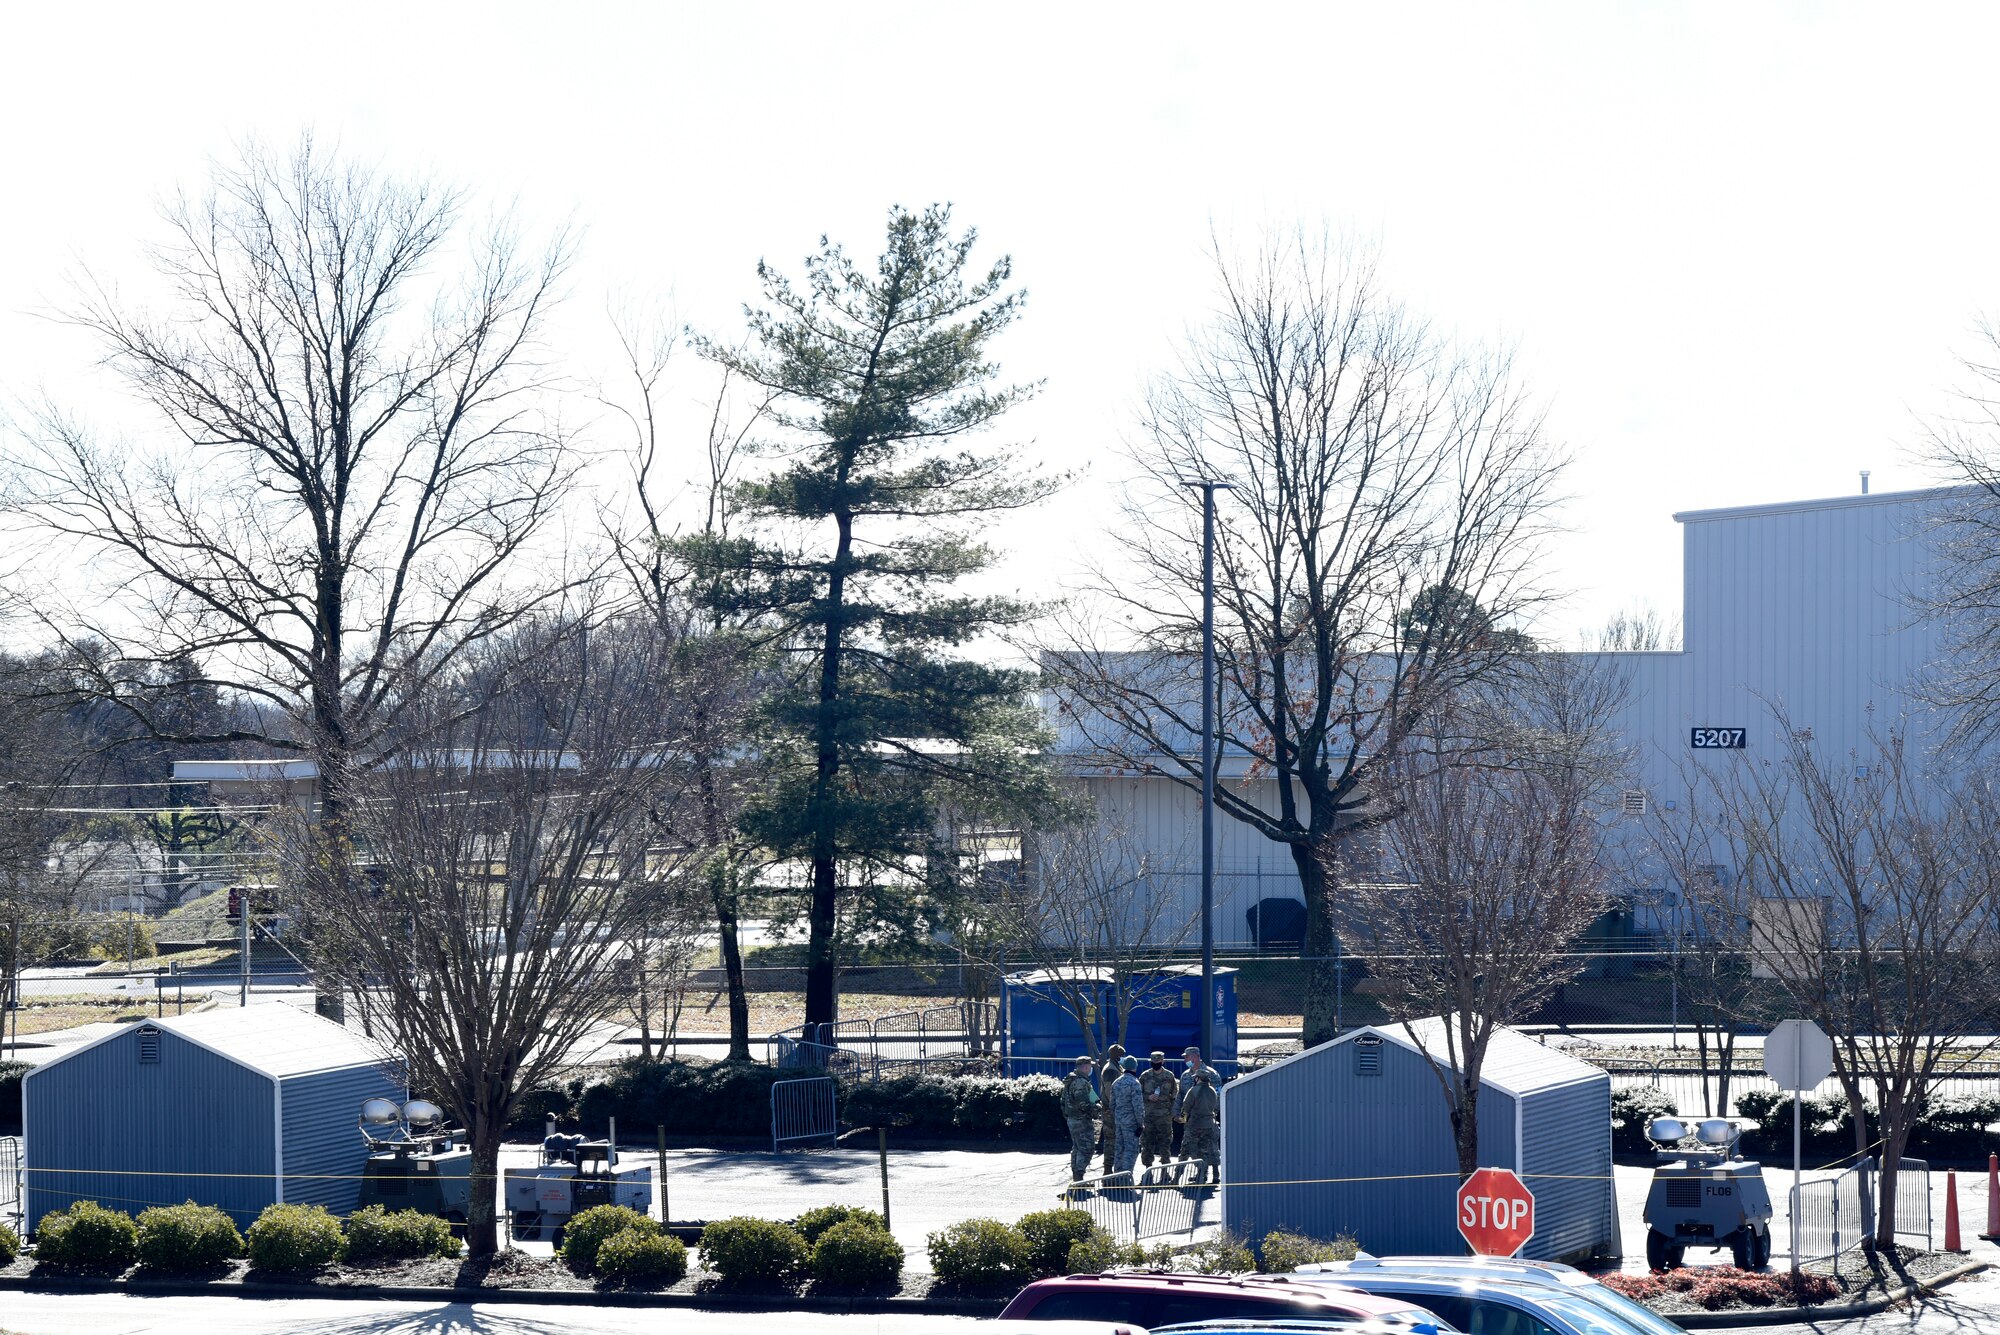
[1067,1116,1098,1181]
[1182,1121,1219,1182]
[1140,1112,1174,1166]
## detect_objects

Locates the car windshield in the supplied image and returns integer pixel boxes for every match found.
[1537,1293,1662,1335]
[1557,1284,1684,1335]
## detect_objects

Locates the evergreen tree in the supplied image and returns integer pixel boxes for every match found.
[684,205,1056,1030]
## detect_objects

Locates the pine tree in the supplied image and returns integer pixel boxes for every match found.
[683,205,1056,1030]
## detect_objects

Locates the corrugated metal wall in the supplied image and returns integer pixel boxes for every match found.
[280,1064,404,1213]
[1519,1076,1619,1262]
[24,1027,276,1229]
[1221,1037,1515,1254]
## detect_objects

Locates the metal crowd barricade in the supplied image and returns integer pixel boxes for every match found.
[1788,1158,1924,1265]
[0,1136,19,1224]
[770,1076,838,1152]
[1061,1160,1211,1242]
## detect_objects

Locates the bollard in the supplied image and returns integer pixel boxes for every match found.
[878,1126,891,1232]
[1984,1152,2000,1242]
[1946,1170,1964,1252]
[657,1124,669,1226]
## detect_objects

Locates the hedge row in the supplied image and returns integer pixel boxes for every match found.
[560,1057,1067,1141]
[27,1200,461,1273]
[926,1209,1352,1292]
[1612,1084,2000,1161]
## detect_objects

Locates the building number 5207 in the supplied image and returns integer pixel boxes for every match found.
[1689,727,1747,749]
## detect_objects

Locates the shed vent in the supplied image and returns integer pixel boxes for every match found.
[1621,790,1647,816]
[1355,1034,1383,1076]
[137,1025,161,1064]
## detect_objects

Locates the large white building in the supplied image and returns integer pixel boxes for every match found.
[1049,484,1965,945]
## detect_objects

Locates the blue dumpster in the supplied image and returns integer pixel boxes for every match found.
[1122,965,1238,1074]
[1001,969,1115,1077]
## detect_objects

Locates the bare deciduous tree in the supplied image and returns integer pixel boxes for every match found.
[602,312,773,1062]
[1663,707,2000,1245]
[980,814,1198,1061]
[4,140,580,1014]
[1916,325,2000,752]
[286,615,705,1256]
[1342,654,1628,1178]
[1048,230,1566,1045]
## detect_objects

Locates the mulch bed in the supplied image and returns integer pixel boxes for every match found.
[0,1248,946,1301]
[1605,1246,1964,1315]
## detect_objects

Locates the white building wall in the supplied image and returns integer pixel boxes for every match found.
[1052,485,1965,944]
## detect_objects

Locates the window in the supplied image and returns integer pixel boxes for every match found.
[1420,1297,1559,1335]
[1024,1290,1145,1324]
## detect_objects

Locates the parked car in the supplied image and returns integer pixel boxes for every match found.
[1278,1271,1659,1335]
[1293,1255,1681,1335]
[999,1273,1452,1331]
[1154,1322,1456,1335]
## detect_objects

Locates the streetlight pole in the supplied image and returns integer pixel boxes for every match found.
[1187,479,1232,1064]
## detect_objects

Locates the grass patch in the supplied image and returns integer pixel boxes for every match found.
[11,993,206,1036]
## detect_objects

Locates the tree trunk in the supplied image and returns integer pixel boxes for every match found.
[467,1116,503,1257]
[1875,1114,1909,1247]
[1451,1081,1482,1179]
[714,872,753,1061]
[803,509,854,1034]
[1295,842,1341,1047]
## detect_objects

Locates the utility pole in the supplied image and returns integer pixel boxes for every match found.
[239,897,251,1006]
[1185,479,1232,1063]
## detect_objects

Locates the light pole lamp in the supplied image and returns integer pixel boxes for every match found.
[1184,478,1233,1065]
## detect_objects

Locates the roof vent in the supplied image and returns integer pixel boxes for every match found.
[1622,789,1648,816]
[1355,1034,1383,1076]
[137,1025,161,1064]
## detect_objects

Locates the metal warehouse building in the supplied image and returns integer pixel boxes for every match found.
[1219,1018,1618,1262]
[23,1005,403,1229]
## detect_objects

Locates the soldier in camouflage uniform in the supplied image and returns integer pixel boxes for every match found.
[1110,1055,1145,1184]
[1097,1042,1126,1175]
[1178,1065,1221,1186]
[1059,1055,1101,1183]
[1138,1050,1178,1174]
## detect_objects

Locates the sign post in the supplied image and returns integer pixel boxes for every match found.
[1765,1019,1834,1273]
[1457,1166,1537,1257]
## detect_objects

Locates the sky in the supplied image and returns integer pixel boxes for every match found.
[3,2,1998,645]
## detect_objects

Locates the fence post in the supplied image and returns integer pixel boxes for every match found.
[657,1124,669,1226]
[878,1127,891,1231]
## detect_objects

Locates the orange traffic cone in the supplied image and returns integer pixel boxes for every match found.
[1946,1171,1965,1252]
[1984,1153,2000,1242]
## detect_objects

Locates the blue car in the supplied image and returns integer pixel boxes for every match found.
[1292,1255,1682,1335]
[1280,1272,1665,1335]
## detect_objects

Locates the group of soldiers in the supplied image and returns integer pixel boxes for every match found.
[1058,1043,1222,1188]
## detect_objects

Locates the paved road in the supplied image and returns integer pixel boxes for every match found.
[0,1291,984,1334]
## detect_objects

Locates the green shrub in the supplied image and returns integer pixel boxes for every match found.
[1066,1227,1164,1274]
[576,1057,785,1138]
[927,1218,1031,1292]
[1610,1085,1679,1158]
[509,1083,577,1134]
[560,1205,660,1274]
[90,915,157,961]
[596,1228,688,1286]
[0,1060,27,1129]
[1176,1231,1257,1274]
[794,1204,886,1244]
[810,1219,904,1290]
[134,1202,242,1271]
[1256,1230,1356,1273]
[700,1216,811,1290]
[1016,1208,1097,1277]
[245,1203,343,1272]
[1014,1075,1066,1139]
[0,1221,19,1266]
[342,1205,463,1264]
[33,1200,139,1270]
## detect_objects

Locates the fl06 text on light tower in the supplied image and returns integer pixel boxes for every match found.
[1185,478,1233,1062]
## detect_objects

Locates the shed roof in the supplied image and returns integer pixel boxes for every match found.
[160,1005,395,1079]
[1230,1015,1604,1099]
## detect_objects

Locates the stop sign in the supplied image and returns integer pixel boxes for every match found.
[1457,1167,1536,1256]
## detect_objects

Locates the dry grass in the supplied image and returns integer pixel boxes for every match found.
[10,992,205,1036]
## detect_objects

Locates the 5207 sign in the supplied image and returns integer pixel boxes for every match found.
[1690,727,1747,749]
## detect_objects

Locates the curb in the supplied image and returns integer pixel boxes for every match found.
[0,1272,1009,1315]
[1670,1258,1989,1328]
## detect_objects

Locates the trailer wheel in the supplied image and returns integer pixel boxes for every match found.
[1728,1228,1755,1269]
[1645,1229,1683,1271]
[1749,1225,1772,1270]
